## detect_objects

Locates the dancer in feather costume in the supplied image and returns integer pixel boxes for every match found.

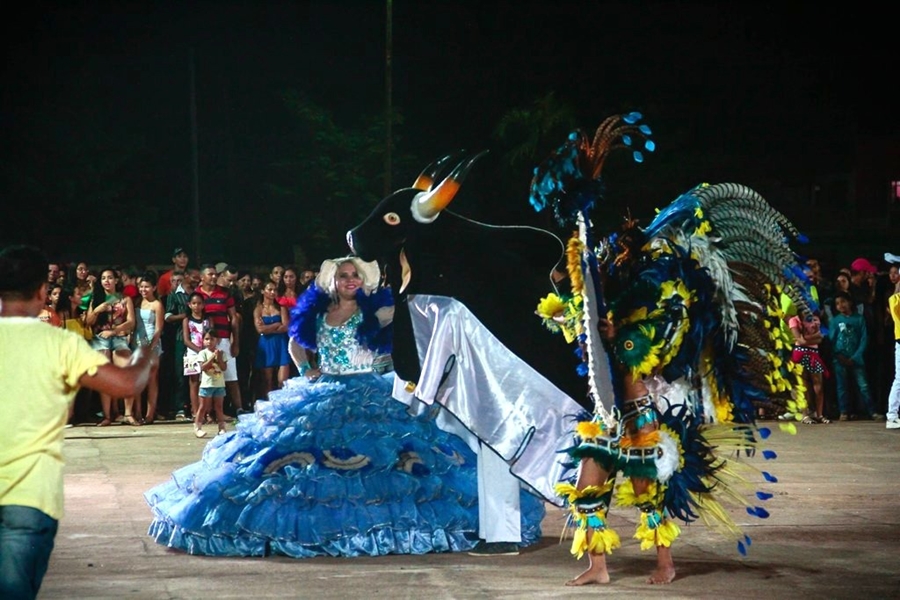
[530,113,813,584]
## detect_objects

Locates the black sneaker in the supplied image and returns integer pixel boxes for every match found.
[467,541,519,556]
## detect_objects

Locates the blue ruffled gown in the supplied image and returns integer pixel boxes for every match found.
[144,311,544,558]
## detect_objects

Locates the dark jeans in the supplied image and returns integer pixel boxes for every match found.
[834,359,876,417]
[0,505,58,600]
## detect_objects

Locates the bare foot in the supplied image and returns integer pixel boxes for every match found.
[565,565,610,586]
[648,545,675,584]
[647,565,676,584]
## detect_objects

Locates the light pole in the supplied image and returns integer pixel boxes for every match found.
[189,47,201,262]
[384,0,393,196]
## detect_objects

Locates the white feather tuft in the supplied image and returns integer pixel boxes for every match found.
[655,429,681,483]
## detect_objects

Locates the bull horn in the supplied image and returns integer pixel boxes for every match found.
[411,153,458,191]
[412,150,488,223]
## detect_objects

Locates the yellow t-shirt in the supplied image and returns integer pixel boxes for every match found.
[197,348,225,389]
[889,293,900,341]
[64,316,91,340]
[0,317,109,520]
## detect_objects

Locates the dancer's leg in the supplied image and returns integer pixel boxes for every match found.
[566,458,614,586]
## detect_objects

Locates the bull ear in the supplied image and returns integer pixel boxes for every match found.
[411,154,457,191]
[412,150,488,223]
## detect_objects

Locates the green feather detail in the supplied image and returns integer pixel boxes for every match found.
[615,323,656,370]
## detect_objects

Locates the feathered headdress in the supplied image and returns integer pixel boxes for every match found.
[529,111,655,228]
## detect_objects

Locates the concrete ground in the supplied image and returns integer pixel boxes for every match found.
[39,419,900,599]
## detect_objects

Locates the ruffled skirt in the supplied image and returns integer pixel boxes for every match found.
[145,372,544,557]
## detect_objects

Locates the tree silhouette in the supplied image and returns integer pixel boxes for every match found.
[264,91,417,265]
[492,91,578,177]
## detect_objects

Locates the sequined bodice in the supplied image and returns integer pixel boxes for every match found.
[316,310,376,375]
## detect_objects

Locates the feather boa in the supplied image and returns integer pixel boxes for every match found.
[288,285,394,355]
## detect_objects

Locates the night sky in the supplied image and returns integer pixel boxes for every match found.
[2,1,894,268]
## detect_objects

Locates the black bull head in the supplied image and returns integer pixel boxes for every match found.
[347,154,590,408]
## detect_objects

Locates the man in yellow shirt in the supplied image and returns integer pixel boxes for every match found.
[886,289,900,429]
[0,245,158,600]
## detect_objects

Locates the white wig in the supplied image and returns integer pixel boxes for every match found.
[315,256,381,297]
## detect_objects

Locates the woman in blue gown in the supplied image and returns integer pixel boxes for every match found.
[144,256,544,558]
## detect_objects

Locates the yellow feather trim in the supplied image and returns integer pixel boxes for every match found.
[555,481,615,504]
[696,219,712,236]
[536,293,566,320]
[566,235,585,294]
[634,515,681,550]
[619,305,650,325]
[570,525,588,558]
[614,478,660,507]
[779,422,798,435]
[701,348,735,423]
[586,527,621,556]
[575,419,604,440]
[619,429,660,449]
[569,521,621,559]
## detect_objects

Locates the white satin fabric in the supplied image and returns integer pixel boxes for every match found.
[391,294,582,506]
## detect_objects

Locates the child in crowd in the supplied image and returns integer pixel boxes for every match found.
[182,292,209,421]
[194,329,227,438]
[789,309,829,423]
[828,291,883,421]
[37,283,64,327]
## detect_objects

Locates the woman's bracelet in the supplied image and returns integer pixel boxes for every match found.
[298,362,310,376]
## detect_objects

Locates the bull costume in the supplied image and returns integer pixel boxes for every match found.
[143,256,544,558]
[347,154,590,554]
[529,113,813,583]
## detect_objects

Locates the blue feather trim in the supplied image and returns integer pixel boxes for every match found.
[289,287,332,350]
[288,286,394,354]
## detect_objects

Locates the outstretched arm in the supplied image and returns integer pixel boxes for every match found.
[79,344,157,397]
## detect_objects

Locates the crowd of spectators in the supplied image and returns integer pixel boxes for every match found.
[40,248,319,428]
[779,253,900,427]
[39,248,900,431]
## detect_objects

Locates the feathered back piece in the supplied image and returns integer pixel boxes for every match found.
[643,182,816,336]
[615,182,812,422]
[693,183,816,318]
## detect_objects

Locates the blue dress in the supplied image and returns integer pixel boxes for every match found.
[254,314,290,368]
[144,311,545,558]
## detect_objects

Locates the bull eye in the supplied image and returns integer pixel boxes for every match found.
[383,212,401,226]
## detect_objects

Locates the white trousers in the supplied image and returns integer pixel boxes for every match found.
[477,442,521,543]
[887,342,900,419]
